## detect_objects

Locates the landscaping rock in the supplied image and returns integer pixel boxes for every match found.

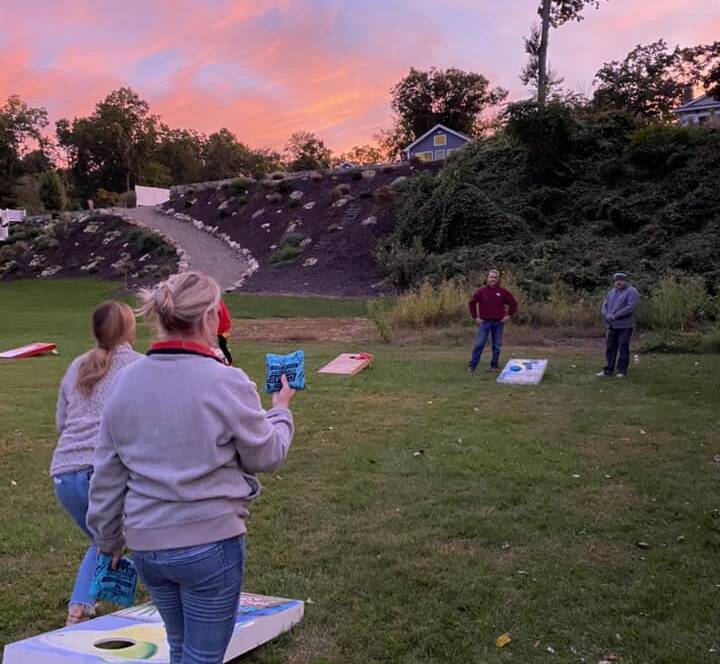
[361,169,377,179]
[361,216,377,226]
[303,201,316,210]
[252,208,265,219]
[333,197,351,208]
[289,190,304,201]
[302,257,318,267]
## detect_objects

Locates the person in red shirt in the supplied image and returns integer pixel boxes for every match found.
[467,270,518,373]
[217,299,233,365]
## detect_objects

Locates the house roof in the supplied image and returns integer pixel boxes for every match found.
[673,94,720,114]
[403,124,471,152]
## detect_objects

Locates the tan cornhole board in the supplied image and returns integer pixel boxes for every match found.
[318,353,372,376]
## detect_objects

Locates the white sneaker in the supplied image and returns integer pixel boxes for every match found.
[595,371,609,377]
[616,373,626,378]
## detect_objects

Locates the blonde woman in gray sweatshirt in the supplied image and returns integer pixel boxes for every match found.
[87,271,295,664]
[51,301,141,625]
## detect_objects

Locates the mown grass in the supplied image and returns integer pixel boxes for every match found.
[1,280,719,663]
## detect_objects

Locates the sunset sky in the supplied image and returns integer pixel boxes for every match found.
[1,0,717,152]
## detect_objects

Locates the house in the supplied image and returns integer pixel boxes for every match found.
[403,124,471,162]
[673,93,720,127]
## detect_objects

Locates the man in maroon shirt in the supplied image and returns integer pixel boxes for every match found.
[467,270,518,373]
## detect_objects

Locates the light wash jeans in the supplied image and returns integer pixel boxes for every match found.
[53,468,97,609]
[133,536,245,664]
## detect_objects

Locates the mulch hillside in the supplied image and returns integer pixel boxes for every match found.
[161,163,440,296]
[0,214,178,286]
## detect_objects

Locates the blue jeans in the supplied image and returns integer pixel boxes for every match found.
[53,468,97,609]
[133,537,245,664]
[469,321,504,370]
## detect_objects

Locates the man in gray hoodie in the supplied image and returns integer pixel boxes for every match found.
[596,272,640,378]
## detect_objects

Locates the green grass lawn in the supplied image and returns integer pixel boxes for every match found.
[1,280,719,663]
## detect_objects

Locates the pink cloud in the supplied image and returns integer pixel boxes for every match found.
[0,0,715,153]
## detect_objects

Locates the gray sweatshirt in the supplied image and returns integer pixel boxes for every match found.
[87,352,293,553]
[51,344,142,477]
[602,285,640,329]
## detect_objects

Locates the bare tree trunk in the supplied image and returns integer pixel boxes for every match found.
[538,0,552,106]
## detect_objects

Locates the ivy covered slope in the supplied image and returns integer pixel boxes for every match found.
[0,214,178,285]
[380,108,720,298]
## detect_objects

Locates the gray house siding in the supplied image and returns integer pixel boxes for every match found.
[407,128,469,161]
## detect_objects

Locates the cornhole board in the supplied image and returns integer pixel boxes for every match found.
[3,592,304,663]
[318,353,372,376]
[497,358,548,385]
[0,342,57,359]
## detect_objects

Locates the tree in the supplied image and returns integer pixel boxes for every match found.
[389,67,507,154]
[155,126,205,185]
[0,95,49,206]
[39,170,67,211]
[524,1,607,105]
[335,144,384,166]
[285,131,332,171]
[57,87,159,198]
[592,41,720,121]
[202,128,260,180]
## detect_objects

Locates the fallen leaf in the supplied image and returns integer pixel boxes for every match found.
[10,480,17,486]
[640,429,647,435]
[534,640,541,648]
[572,474,581,479]
[306,598,315,605]
[636,541,650,549]
[495,633,512,648]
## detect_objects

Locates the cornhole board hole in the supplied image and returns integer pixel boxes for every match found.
[497,358,548,385]
[318,353,372,376]
[2,592,304,663]
[0,342,57,360]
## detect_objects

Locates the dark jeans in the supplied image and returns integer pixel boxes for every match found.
[469,321,504,370]
[217,335,232,365]
[604,327,633,374]
[133,536,245,664]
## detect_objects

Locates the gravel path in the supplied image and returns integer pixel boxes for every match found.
[123,206,249,291]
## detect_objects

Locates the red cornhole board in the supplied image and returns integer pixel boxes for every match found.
[0,342,56,359]
[318,353,372,376]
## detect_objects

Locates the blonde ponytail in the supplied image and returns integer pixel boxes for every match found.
[138,271,220,341]
[75,301,136,397]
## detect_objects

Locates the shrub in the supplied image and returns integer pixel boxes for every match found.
[39,170,67,211]
[373,185,394,204]
[331,183,351,198]
[276,180,292,194]
[351,171,363,181]
[288,198,301,208]
[280,233,305,247]
[1,260,20,276]
[367,299,394,343]
[637,275,713,331]
[95,189,121,208]
[391,280,468,328]
[119,191,137,208]
[228,178,251,196]
[382,166,395,174]
[184,200,193,209]
[128,229,166,255]
[9,225,41,244]
[0,242,29,263]
[270,244,303,264]
[219,208,230,218]
[33,236,61,252]
[236,196,248,206]
[359,191,373,199]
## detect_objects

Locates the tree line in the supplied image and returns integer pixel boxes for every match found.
[1,0,718,211]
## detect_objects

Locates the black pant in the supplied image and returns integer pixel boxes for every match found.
[604,327,633,374]
[217,335,233,365]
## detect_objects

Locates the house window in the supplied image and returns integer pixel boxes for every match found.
[433,134,447,146]
[434,149,447,160]
[698,115,708,125]
[415,151,434,162]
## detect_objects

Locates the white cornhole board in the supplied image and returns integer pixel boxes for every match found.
[3,593,304,663]
[496,358,548,385]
